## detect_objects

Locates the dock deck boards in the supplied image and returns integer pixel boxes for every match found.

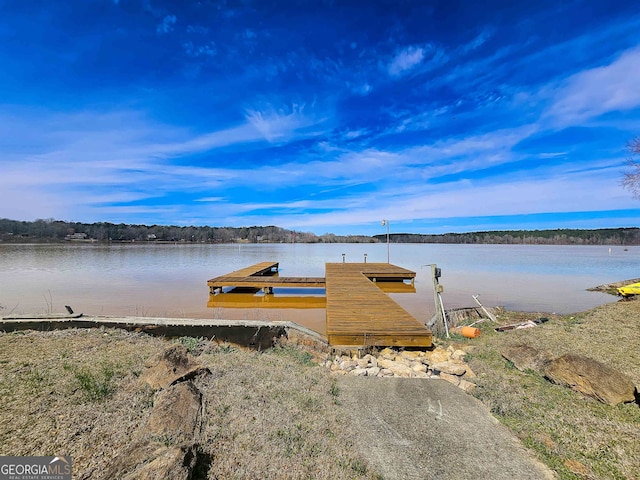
[325,263,431,347]
[207,262,325,292]
[207,261,432,347]
[212,261,280,280]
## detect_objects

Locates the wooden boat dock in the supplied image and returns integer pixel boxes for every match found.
[207,262,325,294]
[207,261,432,347]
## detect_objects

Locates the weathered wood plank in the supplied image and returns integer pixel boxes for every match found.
[207,261,279,282]
[207,262,326,291]
[325,263,431,347]
[209,277,325,289]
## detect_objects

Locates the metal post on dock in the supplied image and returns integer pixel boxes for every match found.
[381,220,390,263]
[424,264,448,337]
[364,253,367,263]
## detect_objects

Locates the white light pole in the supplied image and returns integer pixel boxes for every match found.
[381,219,390,263]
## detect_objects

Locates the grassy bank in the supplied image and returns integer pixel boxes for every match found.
[459,299,640,480]
[0,329,379,479]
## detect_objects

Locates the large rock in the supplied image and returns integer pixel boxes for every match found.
[544,354,637,405]
[438,372,460,386]
[400,351,423,361]
[102,381,204,479]
[379,347,396,359]
[367,366,381,377]
[463,367,477,379]
[431,361,467,376]
[424,346,449,365]
[144,381,203,444]
[141,345,210,390]
[411,363,427,373]
[501,344,554,372]
[102,442,197,480]
[450,349,468,361]
[362,354,377,368]
[378,358,413,377]
[458,379,477,393]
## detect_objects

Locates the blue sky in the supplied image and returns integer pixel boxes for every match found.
[1,0,639,235]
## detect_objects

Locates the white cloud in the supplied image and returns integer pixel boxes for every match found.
[388,45,425,76]
[0,105,328,221]
[244,104,326,143]
[195,197,225,203]
[462,28,494,53]
[344,129,368,139]
[256,163,634,231]
[546,46,640,125]
[156,15,176,34]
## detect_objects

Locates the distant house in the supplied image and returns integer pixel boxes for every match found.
[65,233,88,241]
[147,234,157,240]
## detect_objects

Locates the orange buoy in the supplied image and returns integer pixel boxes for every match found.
[461,326,481,338]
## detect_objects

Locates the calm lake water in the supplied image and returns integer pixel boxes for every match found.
[0,243,637,334]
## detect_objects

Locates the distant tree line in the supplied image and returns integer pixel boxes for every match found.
[0,218,375,244]
[1,218,637,245]
[373,228,640,245]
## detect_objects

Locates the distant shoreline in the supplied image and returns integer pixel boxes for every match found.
[1,218,639,245]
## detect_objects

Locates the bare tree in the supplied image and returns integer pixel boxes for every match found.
[622,137,640,199]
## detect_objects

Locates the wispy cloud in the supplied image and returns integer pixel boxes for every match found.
[0,105,328,221]
[545,46,640,125]
[388,45,426,76]
[156,15,176,34]
[461,28,494,53]
[244,104,327,143]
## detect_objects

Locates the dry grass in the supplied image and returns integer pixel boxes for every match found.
[0,328,161,477]
[195,345,379,479]
[454,299,640,480]
[0,328,380,479]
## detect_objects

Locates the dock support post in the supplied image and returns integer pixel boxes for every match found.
[430,264,449,337]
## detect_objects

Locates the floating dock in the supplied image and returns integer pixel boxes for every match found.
[207,261,432,347]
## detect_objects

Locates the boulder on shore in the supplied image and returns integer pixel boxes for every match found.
[502,344,637,406]
[140,344,210,390]
[501,344,554,372]
[545,354,637,406]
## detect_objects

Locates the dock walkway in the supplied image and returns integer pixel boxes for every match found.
[325,263,431,347]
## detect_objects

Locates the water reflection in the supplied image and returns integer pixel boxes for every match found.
[208,292,327,309]
[375,281,416,294]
